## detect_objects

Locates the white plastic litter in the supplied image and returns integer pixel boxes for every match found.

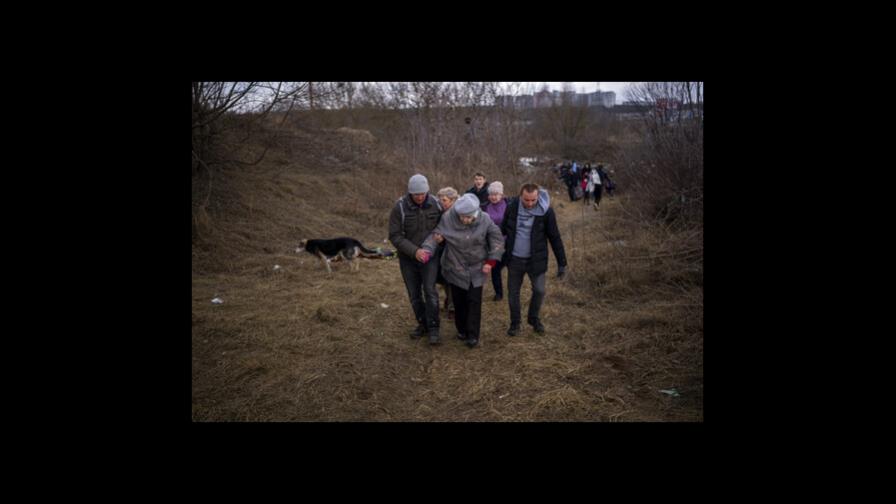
[211,298,224,304]
[380,303,389,309]
[659,389,680,397]
[273,264,281,271]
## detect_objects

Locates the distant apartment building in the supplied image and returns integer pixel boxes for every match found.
[496,90,616,108]
[535,90,554,108]
[586,91,616,107]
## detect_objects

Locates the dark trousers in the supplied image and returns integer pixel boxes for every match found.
[567,184,577,201]
[450,283,483,340]
[490,260,505,297]
[441,284,454,311]
[435,245,453,311]
[507,256,547,325]
[398,255,440,328]
[594,184,603,206]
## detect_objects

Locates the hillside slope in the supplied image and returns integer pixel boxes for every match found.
[191,125,703,421]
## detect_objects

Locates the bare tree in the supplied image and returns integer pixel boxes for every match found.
[620,82,704,225]
[192,82,315,243]
[268,82,530,188]
[532,82,592,159]
[191,81,310,176]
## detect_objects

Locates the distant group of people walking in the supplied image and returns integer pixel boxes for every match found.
[558,160,615,208]
[389,172,567,349]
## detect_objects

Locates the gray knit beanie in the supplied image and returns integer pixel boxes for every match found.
[454,193,480,216]
[408,174,429,194]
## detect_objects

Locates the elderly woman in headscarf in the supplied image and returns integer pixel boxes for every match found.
[419,193,504,348]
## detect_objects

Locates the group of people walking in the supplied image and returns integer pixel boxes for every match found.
[558,160,615,207]
[389,172,567,349]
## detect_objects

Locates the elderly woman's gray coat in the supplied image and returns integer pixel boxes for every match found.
[421,207,504,289]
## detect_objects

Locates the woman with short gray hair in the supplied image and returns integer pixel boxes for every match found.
[483,181,508,302]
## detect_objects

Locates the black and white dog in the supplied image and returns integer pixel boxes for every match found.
[297,237,393,274]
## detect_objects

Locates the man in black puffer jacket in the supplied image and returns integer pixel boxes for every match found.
[500,183,568,336]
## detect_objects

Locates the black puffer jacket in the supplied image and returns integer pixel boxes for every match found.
[388,193,443,259]
[465,183,490,208]
[500,196,567,275]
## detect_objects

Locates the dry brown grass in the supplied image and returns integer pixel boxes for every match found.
[191,124,703,422]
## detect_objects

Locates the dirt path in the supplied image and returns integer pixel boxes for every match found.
[192,194,702,421]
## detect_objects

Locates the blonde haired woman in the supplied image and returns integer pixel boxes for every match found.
[435,187,460,321]
[437,187,459,210]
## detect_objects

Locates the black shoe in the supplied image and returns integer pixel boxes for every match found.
[507,324,520,336]
[493,294,503,302]
[456,332,466,341]
[529,318,545,333]
[428,327,441,345]
[465,337,479,348]
[409,324,426,339]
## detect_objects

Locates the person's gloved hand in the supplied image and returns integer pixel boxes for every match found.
[557,266,567,279]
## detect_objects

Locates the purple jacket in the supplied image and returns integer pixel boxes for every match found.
[484,199,507,229]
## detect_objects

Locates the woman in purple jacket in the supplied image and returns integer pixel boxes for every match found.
[483,181,508,301]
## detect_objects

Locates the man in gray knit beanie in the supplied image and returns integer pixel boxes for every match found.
[388,173,443,345]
